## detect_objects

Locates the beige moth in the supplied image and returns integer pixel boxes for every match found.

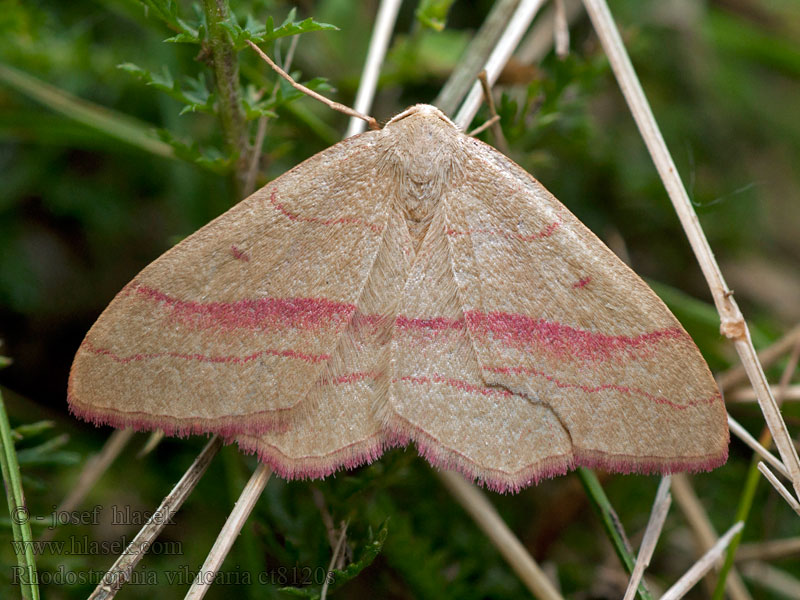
[68,104,729,493]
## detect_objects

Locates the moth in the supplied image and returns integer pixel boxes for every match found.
[68,104,728,492]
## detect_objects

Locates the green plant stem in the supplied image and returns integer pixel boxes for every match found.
[202,0,250,198]
[577,468,653,600]
[0,389,40,600]
[0,63,174,159]
[711,456,760,600]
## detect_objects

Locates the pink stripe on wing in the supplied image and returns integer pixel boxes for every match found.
[465,311,685,362]
[269,189,384,233]
[130,285,356,331]
[80,339,330,364]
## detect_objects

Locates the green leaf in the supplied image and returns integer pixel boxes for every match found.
[243,12,338,49]
[278,522,388,598]
[140,0,200,41]
[577,468,653,600]
[0,63,174,159]
[11,421,55,440]
[415,0,456,31]
[16,433,80,467]
[156,129,233,174]
[118,63,215,115]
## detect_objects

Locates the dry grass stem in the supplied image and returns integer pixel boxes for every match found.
[42,428,134,542]
[717,323,800,392]
[184,462,272,600]
[580,0,800,502]
[736,537,800,562]
[622,476,671,600]
[671,474,752,600]
[775,337,800,404]
[454,0,547,130]
[136,430,164,458]
[727,415,791,479]
[345,0,402,137]
[437,471,564,600]
[246,41,380,131]
[553,0,570,58]
[435,0,521,115]
[727,384,800,403]
[739,561,800,598]
[659,521,744,600]
[516,0,581,64]
[469,70,509,153]
[467,114,500,136]
[88,436,222,600]
[757,462,800,516]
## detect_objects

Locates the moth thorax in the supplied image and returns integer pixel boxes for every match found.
[394,131,454,248]
[396,163,446,250]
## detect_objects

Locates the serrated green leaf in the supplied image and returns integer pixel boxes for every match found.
[139,0,200,40]
[118,63,215,115]
[156,129,233,174]
[328,522,388,586]
[164,32,199,43]
[245,14,338,49]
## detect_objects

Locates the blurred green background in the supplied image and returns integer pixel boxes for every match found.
[1,0,799,598]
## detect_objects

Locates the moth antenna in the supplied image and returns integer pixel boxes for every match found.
[247,41,381,131]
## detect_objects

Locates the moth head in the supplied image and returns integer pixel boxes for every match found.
[385,104,457,130]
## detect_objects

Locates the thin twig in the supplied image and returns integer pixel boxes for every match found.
[345,0,402,137]
[516,0,581,64]
[469,70,509,153]
[727,415,790,479]
[89,436,222,600]
[467,114,500,137]
[454,0,547,130]
[717,323,800,392]
[136,430,164,458]
[247,41,380,131]
[727,384,800,403]
[714,335,800,597]
[184,462,272,600]
[437,471,564,600]
[45,428,134,541]
[736,537,800,562]
[757,462,800,516]
[739,561,800,599]
[580,0,800,502]
[242,35,300,197]
[660,521,745,600]
[320,521,348,600]
[622,476,671,600]
[670,474,752,600]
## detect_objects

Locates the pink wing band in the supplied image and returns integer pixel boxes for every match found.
[127,285,686,359]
